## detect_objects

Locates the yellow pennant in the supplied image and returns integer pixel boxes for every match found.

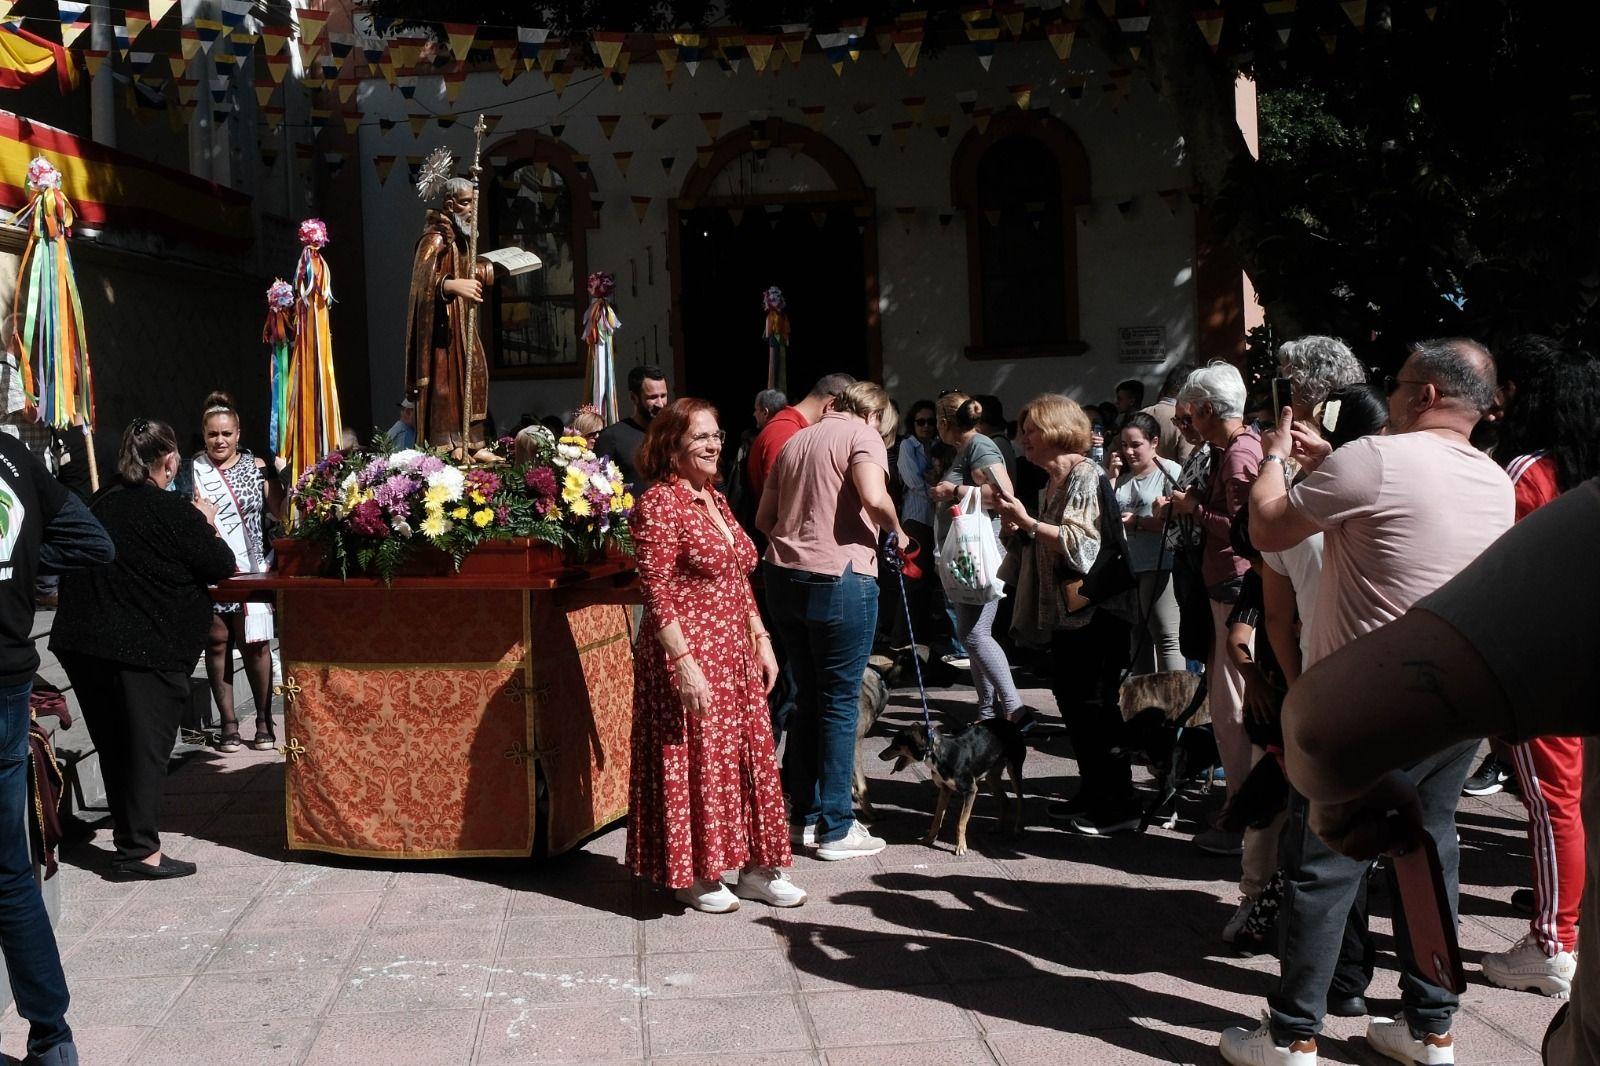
[374,155,396,184]
[298,10,328,45]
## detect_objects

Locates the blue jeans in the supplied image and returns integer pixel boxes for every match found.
[765,562,877,845]
[0,681,73,1058]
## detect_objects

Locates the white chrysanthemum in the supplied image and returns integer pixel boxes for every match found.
[588,472,612,494]
[425,465,465,502]
[557,442,582,462]
[388,448,422,469]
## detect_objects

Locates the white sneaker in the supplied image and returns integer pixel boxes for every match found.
[790,822,817,849]
[733,866,807,907]
[1222,895,1255,944]
[815,821,886,861]
[674,878,739,913]
[941,653,971,671]
[1481,933,1576,998]
[1366,1019,1454,1065]
[1220,1014,1317,1065]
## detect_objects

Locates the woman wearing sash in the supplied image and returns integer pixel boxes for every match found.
[180,392,285,753]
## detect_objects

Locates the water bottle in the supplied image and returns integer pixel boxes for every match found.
[1090,423,1105,464]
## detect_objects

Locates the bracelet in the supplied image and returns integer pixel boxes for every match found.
[1261,454,1288,467]
[669,649,693,663]
[1030,517,1040,536]
[751,632,772,642]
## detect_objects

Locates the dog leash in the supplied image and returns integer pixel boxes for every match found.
[882,531,934,737]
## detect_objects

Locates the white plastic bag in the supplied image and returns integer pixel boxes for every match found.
[938,489,1005,606]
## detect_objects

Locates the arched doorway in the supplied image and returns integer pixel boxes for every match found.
[668,119,880,437]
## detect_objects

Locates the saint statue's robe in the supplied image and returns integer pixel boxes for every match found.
[403,208,496,448]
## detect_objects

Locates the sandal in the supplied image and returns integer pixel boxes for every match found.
[215,732,242,753]
[247,731,278,751]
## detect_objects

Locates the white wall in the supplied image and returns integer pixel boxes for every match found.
[355,34,1200,427]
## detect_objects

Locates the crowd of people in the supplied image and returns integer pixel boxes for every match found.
[0,335,1596,1066]
[613,336,1600,1066]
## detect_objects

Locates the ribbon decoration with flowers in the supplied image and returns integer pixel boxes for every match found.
[9,158,96,479]
[262,278,294,456]
[288,427,633,583]
[762,286,789,393]
[581,271,621,426]
[282,218,342,484]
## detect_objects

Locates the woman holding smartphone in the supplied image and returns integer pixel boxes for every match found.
[1114,413,1184,674]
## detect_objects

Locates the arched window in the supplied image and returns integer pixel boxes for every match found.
[952,113,1090,359]
[484,133,596,379]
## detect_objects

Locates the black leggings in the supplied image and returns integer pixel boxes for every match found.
[1050,611,1134,813]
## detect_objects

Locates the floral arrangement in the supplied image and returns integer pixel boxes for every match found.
[298,217,330,249]
[587,270,616,298]
[26,157,61,192]
[289,427,633,582]
[265,278,295,311]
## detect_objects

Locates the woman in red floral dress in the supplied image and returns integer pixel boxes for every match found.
[626,398,805,913]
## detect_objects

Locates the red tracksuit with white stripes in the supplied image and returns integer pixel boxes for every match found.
[1506,452,1587,956]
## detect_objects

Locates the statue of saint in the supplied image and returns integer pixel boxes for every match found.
[403,176,498,459]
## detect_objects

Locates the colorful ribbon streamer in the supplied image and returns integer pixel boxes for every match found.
[10,157,92,431]
[582,271,621,425]
[282,219,341,483]
[262,278,294,456]
[763,286,789,393]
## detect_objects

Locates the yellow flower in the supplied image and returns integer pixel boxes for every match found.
[472,508,493,528]
[621,493,635,511]
[562,469,587,500]
[420,512,448,538]
[451,506,469,520]
[469,490,486,506]
[568,496,592,517]
[423,484,453,507]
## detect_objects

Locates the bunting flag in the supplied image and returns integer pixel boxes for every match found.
[537,42,559,74]
[260,103,283,129]
[967,25,999,69]
[262,278,293,456]
[1320,31,1338,54]
[481,114,500,135]
[801,104,825,131]
[443,69,466,104]
[360,35,385,70]
[612,151,632,175]
[261,25,289,55]
[746,33,775,73]
[10,158,94,443]
[265,53,288,83]
[761,286,788,392]
[1263,0,1297,44]
[492,42,515,82]
[0,21,77,91]
[593,29,626,74]
[840,16,868,60]
[219,0,251,33]
[341,112,360,134]
[112,23,129,59]
[938,209,954,227]
[372,155,395,185]
[194,18,225,55]
[890,120,911,149]
[405,154,422,183]
[659,154,674,175]
[167,53,185,78]
[700,111,721,140]
[1009,83,1033,110]
[631,195,649,221]
[548,69,569,95]
[971,106,992,135]
[932,114,951,139]
[517,26,548,70]
[406,114,427,137]
[597,113,620,139]
[390,35,422,70]
[443,22,474,61]
[903,96,925,124]
[814,32,848,74]
[231,32,257,62]
[150,0,178,26]
[955,89,977,116]
[779,27,806,65]
[57,1,91,50]
[655,38,677,84]
[298,10,328,45]
[1194,9,1225,51]
[864,128,882,148]
[1118,16,1151,61]
[1046,20,1077,62]
[81,49,106,78]
[337,77,358,104]
[283,218,340,484]
[891,26,923,73]
[582,271,621,424]
[997,2,1025,38]
[253,78,273,107]
[124,9,149,45]
[1341,0,1368,29]
[397,74,416,100]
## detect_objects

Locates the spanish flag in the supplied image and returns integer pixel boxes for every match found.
[0,21,78,93]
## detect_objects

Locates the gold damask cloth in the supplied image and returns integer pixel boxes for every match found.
[276,589,634,859]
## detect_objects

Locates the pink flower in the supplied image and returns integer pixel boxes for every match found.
[350,499,387,537]
[524,467,557,497]
[25,158,61,192]
[495,505,510,524]
[298,218,330,249]
[466,469,501,497]
[587,271,615,298]
[265,279,295,311]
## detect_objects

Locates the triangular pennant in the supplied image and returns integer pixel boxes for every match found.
[297,40,320,70]
[1340,0,1367,30]
[700,111,721,140]
[728,207,745,226]
[58,1,90,49]
[194,18,224,55]
[891,121,911,149]
[407,114,428,137]
[259,141,279,167]
[266,53,289,83]
[1009,83,1033,111]
[780,29,806,66]
[955,90,977,116]
[549,69,570,95]
[310,107,330,131]
[493,43,515,81]
[374,155,397,184]
[443,22,475,61]
[659,155,674,175]
[938,209,954,227]
[903,96,925,124]
[612,47,632,88]
[436,115,456,129]
[840,16,868,60]
[391,36,423,71]
[337,77,358,104]
[548,121,566,138]
[593,29,626,74]
[1066,73,1086,100]
[865,128,882,148]
[219,0,250,31]
[112,23,129,58]
[481,114,500,135]
[360,35,385,69]
[814,32,848,74]
[967,25,999,68]
[254,79,274,106]
[1263,0,1297,45]
[1424,5,1437,19]
[971,106,992,135]
[1118,16,1150,61]
[518,26,548,70]
[655,40,678,83]
[260,103,283,129]
[150,0,177,26]
[298,10,328,44]
[1320,31,1338,54]
[261,26,289,55]
[82,49,106,77]
[1097,0,1116,16]
[891,27,922,73]
[124,9,149,44]
[895,206,916,232]
[180,28,200,61]
[231,32,257,61]
[613,151,633,175]
[406,154,423,183]
[328,32,353,60]
[1046,20,1077,62]
[396,74,417,99]
[1193,9,1225,51]
[338,112,357,135]
[598,114,620,139]
[801,104,825,132]
[443,69,466,104]
[167,53,187,78]
[997,2,1024,38]
[746,33,775,73]
[695,145,713,168]
[632,195,650,222]
[538,43,559,74]
[932,114,951,140]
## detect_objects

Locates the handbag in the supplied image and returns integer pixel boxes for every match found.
[938,489,1005,606]
[1059,475,1137,614]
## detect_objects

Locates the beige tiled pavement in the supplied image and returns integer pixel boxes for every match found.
[1,677,1560,1065]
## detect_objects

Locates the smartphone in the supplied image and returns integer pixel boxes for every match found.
[1391,834,1467,994]
[1270,376,1294,415]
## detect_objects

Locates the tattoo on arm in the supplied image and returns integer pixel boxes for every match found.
[1402,658,1462,722]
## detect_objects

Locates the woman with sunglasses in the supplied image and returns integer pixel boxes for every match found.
[891,400,939,650]
[931,392,1027,725]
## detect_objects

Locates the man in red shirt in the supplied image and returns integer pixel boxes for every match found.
[746,373,855,511]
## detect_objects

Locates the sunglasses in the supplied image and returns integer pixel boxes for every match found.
[913,417,936,426]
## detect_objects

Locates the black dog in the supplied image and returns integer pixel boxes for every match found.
[879,719,1026,855]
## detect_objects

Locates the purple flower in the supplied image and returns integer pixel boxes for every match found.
[534,497,555,518]
[524,467,557,497]
[413,455,446,475]
[495,505,510,524]
[466,469,502,498]
[349,499,387,537]
[358,457,389,487]
[372,473,417,510]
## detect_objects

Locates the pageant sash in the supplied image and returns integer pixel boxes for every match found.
[192,454,274,643]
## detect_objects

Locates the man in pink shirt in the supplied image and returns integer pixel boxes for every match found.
[746,373,855,512]
[1222,338,1512,1066]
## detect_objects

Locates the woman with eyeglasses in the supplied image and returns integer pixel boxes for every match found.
[626,397,801,914]
[931,392,1028,726]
